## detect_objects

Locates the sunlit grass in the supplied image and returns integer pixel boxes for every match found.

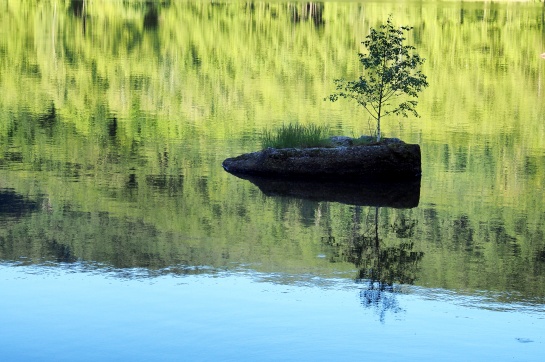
[261,123,331,149]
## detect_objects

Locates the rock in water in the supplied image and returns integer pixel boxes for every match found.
[222,141,421,181]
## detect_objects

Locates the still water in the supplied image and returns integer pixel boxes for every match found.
[1,0,545,360]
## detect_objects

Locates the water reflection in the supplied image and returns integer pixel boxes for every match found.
[359,282,403,322]
[323,205,424,321]
[69,0,88,35]
[143,3,159,31]
[0,0,544,315]
[228,169,424,319]
[0,189,38,217]
[231,171,423,320]
[231,173,421,208]
[69,0,86,18]
[289,2,325,27]
[146,175,184,195]
[36,102,57,137]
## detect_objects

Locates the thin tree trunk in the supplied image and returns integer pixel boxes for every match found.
[376,82,384,141]
[376,49,388,142]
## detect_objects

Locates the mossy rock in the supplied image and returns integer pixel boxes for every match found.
[222,138,421,181]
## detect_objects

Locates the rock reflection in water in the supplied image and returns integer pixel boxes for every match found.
[232,172,423,320]
[230,173,421,208]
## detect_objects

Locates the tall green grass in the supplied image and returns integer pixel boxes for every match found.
[261,123,331,149]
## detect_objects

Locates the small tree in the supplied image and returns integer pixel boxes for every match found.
[328,17,428,142]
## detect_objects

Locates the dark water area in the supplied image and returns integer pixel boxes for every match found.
[1,1,545,360]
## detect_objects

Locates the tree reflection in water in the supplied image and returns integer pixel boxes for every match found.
[359,282,402,322]
[325,206,424,322]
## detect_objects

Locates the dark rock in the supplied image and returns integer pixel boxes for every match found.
[222,140,421,181]
[329,136,353,147]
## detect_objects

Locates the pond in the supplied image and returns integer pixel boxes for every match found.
[1,1,544,360]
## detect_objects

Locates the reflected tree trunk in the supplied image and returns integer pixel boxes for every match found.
[321,206,425,319]
[69,0,87,34]
[374,206,379,248]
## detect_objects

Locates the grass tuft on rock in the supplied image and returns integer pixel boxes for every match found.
[261,123,331,149]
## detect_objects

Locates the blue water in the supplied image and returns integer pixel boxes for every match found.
[1,264,543,361]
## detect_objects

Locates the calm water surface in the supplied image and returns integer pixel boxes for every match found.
[1,264,543,361]
[1,0,545,360]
